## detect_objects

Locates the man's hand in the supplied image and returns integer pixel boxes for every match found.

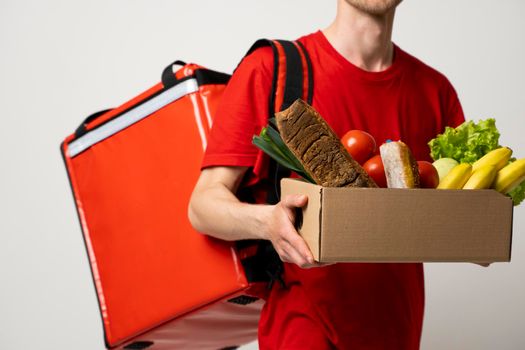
[189,166,325,269]
[263,194,322,269]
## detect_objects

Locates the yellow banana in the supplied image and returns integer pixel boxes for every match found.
[437,163,472,189]
[472,147,512,172]
[492,158,525,194]
[463,165,497,189]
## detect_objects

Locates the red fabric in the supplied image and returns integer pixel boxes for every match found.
[202,31,465,349]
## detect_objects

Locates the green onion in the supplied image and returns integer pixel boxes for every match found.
[253,125,315,184]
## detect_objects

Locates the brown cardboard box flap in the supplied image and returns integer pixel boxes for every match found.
[281,178,513,263]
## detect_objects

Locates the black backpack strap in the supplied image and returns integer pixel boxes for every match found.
[267,39,313,204]
[243,39,314,121]
[276,39,307,111]
[241,38,314,205]
[235,39,314,292]
[295,41,314,107]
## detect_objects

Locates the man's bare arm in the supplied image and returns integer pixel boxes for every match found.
[188,166,317,267]
[188,166,268,241]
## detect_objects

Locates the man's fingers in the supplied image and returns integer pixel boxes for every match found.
[281,194,308,209]
[280,240,309,267]
[269,194,315,268]
[276,248,292,264]
[287,234,314,264]
[282,242,315,269]
[280,194,308,231]
[281,222,315,264]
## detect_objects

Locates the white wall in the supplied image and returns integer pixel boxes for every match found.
[0,1,524,349]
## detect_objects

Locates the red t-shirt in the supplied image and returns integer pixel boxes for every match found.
[202,31,464,349]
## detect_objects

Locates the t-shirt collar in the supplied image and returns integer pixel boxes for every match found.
[314,30,403,82]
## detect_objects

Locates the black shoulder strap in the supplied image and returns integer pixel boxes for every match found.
[243,38,314,204]
[235,39,315,291]
[244,39,314,121]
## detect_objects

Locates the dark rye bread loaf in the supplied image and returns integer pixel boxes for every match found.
[275,99,377,188]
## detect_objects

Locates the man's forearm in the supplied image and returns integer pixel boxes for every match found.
[189,166,316,267]
[188,182,270,241]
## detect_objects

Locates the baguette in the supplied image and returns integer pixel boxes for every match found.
[379,141,420,188]
[275,99,377,188]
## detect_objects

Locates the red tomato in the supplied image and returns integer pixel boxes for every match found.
[363,155,387,188]
[341,130,376,165]
[417,161,439,188]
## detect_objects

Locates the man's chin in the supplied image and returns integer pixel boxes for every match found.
[344,0,403,16]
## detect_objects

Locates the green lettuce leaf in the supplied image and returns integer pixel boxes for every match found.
[429,118,500,163]
[508,179,525,206]
[507,157,525,206]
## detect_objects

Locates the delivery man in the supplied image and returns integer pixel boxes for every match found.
[188,0,465,348]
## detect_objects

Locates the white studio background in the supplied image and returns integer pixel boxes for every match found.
[1,1,524,349]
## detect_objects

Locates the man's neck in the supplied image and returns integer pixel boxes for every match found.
[323,1,396,72]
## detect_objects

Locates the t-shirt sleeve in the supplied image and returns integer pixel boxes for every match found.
[201,47,273,169]
[443,79,465,128]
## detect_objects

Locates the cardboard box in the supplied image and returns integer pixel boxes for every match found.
[281,178,513,263]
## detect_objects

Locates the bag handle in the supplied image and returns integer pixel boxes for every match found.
[75,109,113,138]
[161,60,187,89]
